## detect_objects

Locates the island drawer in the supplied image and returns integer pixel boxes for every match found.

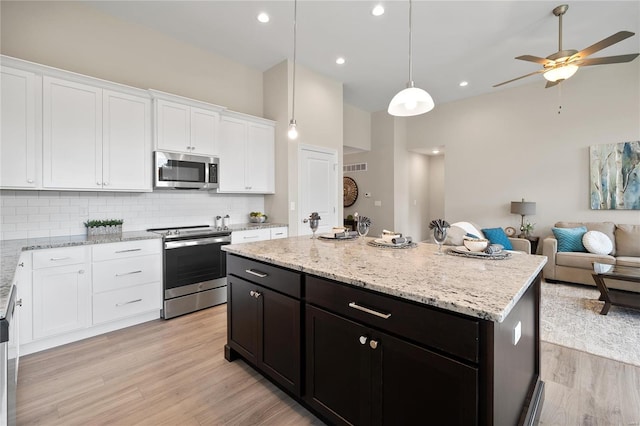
[227,255,301,299]
[306,275,480,363]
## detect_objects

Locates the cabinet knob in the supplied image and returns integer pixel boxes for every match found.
[369,340,378,350]
[104,182,109,186]
[254,291,261,299]
[16,299,22,307]
[78,269,85,274]
[359,336,367,345]
[27,179,34,183]
[18,262,24,267]
[250,290,256,297]
[97,182,101,186]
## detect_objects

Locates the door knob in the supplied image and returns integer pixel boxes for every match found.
[359,336,367,345]
[369,340,378,350]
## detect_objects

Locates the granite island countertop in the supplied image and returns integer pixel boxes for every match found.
[223,236,547,323]
[0,231,161,319]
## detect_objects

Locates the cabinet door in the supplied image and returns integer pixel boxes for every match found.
[190,107,219,156]
[155,99,190,153]
[218,116,247,192]
[102,90,151,191]
[227,276,259,365]
[305,305,371,425]
[246,123,275,193]
[32,264,91,339]
[43,76,102,189]
[259,286,300,395]
[378,333,478,425]
[0,67,38,189]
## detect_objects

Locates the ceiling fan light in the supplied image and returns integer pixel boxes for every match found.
[543,64,579,82]
[388,85,435,117]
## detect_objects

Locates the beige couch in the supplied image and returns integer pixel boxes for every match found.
[543,222,640,291]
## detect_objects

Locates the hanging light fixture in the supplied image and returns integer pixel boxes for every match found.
[388,0,434,117]
[287,0,299,140]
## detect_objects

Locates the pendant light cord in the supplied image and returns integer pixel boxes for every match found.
[291,0,297,121]
[408,0,413,84]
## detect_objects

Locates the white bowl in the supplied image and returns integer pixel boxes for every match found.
[463,239,489,252]
[249,216,265,223]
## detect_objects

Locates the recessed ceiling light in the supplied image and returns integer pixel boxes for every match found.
[336,57,346,65]
[371,5,385,16]
[257,12,270,23]
[459,81,469,87]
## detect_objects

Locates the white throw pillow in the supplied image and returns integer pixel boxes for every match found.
[582,230,613,255]
[450,221,485,240]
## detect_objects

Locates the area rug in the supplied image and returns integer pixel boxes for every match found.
[540,281,640,366]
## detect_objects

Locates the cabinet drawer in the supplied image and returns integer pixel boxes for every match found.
[32,246,87,269]
[92,239,161,262]
[231,229,271,244]
[93,255,162,293]
[306,276,480,363]
[93,282,161,324]
[227,254,301,299]
[270,227,288,239]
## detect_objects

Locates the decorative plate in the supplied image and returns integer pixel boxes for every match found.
[343,177,358,207]
[367,240,417,249]
[505,226,517,237]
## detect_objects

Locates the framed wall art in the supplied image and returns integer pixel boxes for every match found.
[589,141,640,210]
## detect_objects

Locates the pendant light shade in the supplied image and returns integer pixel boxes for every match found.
[388,0,434,117]
[388,82,434,116]
[288,0,299,140]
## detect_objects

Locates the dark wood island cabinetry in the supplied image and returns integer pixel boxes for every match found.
[224,237,547,425]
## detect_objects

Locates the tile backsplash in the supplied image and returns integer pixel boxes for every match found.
[0,190,265,240]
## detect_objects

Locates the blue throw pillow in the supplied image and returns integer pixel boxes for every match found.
[552,226,588,252]
[481,228,513,250]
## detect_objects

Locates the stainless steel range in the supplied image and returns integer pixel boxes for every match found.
[147,225,231,319]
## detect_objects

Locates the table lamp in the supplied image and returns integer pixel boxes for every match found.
[510,198,536,238]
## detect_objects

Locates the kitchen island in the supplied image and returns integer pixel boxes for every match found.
[223,236,547,425]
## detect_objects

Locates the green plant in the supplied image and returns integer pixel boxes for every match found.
[346,214,354,221]
[249,212,264,217]
[84,219,124,228]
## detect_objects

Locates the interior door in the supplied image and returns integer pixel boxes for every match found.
[298,145,337,235]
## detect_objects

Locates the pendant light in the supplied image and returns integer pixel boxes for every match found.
[388,0,434,117]
[287,0,299,140]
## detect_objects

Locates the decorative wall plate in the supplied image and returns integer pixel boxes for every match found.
[343,177,358,207]
[505,226,517,237]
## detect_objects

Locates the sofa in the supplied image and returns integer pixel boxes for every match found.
[443,221,532,254]
[543,221,640,292]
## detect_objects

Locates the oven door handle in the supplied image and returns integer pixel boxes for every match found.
[165,237,231,249]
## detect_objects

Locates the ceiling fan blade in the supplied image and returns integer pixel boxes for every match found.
[573,31,635,59]
[493,69,546,87]
[515,55,553,65]
[545,80,560,89]
[575,53,639,66]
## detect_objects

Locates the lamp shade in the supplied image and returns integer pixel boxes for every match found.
[388,85,435,117]
[510,200,536,216]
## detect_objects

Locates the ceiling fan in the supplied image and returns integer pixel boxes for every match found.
[494,4,639,88]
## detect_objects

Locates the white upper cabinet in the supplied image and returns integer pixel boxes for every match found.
[151,90,223,157]
[43,76,103,190]
[218,112,275,194]
[0,66,40,189]
[43,76,151,191]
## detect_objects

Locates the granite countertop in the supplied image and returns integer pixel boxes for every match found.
[226,223,288,232]
[223,236,547,323]
[0,231,161,319]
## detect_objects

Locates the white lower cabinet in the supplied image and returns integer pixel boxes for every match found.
[231,227,288,244]
[20,239,162,355]
[31,247,91,340]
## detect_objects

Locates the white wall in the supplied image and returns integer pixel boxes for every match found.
[406,62,640,237]
[0,1,264,116]
[0,190,264,240]
[427,155,445,224]
[344,103,372,153]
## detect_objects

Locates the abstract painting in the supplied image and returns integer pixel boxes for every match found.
[590,141,640,210]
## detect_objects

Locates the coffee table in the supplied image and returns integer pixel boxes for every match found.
[592,263,640,315]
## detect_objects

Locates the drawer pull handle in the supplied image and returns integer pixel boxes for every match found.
[115,270,143,277]
[348,302,391,319]
[245,269,268,278]
[50,257,70,261]
[244,236,259,240]
[115,248,142,253]
[116,298,142,307]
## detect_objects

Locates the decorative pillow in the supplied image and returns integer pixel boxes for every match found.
[552,226,588,252]
[615,224,640,257]
[450,222,485,240]
[444,225,466,246]
[582,231,613,255]
[481,228,513,250]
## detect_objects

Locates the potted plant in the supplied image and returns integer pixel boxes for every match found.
[84,219,124,236]
[521,221,535,238]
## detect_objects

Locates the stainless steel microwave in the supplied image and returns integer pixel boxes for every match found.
[154,151,219,190]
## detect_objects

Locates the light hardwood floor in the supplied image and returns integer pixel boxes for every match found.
[17,305,640,425]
